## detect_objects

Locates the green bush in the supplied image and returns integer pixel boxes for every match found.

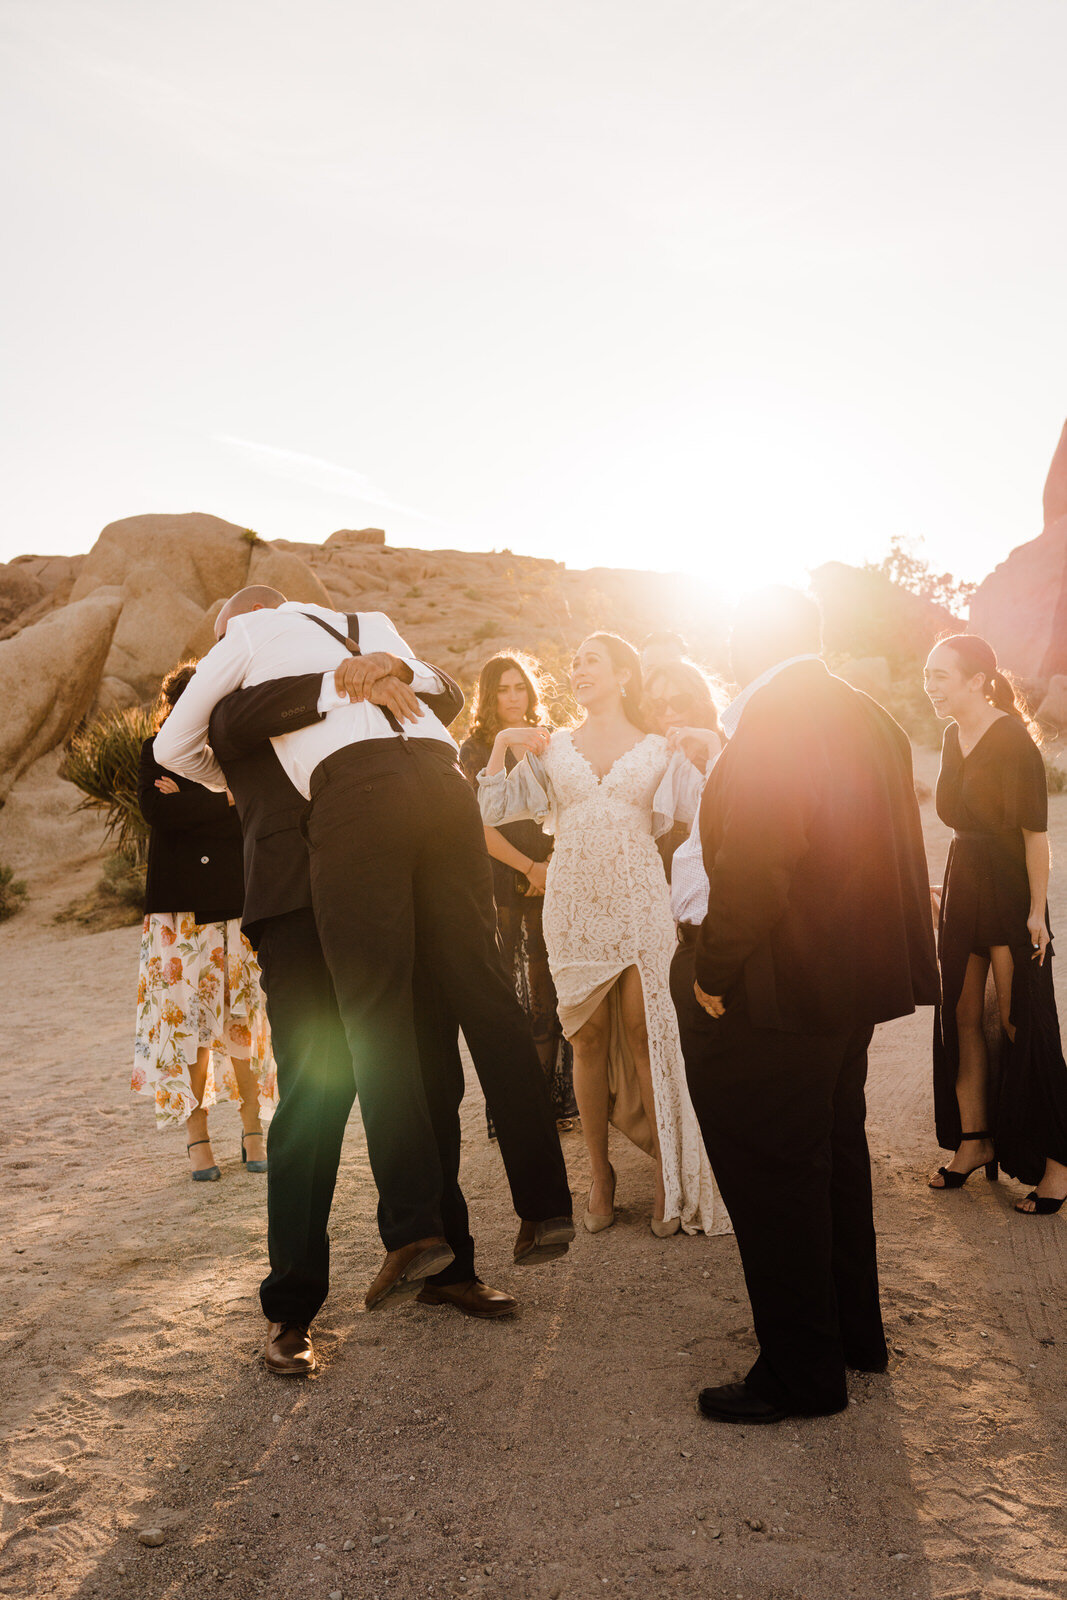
[0,863,28,922]
[64,706,154,864]
[1044,757,1067,795]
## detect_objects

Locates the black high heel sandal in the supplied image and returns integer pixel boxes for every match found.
[1014,1191,1066,1215]
[187,1138,221,1182]
[930,1130,998,1189]
[241,1128,268,1174]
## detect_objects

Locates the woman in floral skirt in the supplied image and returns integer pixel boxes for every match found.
[133,663,275,1179]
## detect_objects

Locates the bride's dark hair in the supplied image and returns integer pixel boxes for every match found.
[585,632,648,732]
[938,633,1040,743]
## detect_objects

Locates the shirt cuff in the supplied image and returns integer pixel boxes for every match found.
[408,660,442,695]
[317,671,347,715]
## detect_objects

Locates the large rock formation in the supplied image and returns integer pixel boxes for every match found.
[809,562,959,666]
[0,590,122,801]
[969,421,1067,680]
[69,512,253,609]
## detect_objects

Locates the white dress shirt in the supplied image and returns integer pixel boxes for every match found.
[153,603,453,800]
[669,654,820,927]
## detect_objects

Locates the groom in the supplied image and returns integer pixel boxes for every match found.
[671,586,938,1423]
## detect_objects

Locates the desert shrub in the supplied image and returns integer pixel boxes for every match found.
[64,707,154,864]
[0,863,28,922]
[55,851,146,930]
[1044,757,1067,795]
[472,619,497,643]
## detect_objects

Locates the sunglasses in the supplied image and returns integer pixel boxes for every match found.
[647,693,693,717]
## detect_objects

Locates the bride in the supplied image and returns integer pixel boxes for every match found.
[478,632,728,1237]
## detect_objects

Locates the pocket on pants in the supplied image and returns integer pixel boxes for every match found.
[307,770,411,860]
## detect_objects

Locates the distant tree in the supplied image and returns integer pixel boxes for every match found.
[864,535,976,618]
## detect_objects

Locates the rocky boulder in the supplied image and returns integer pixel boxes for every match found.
[0,590,122,801]
[101,566,205,698]
[810,562,958,666]
[69,513,253,610]
[1036,675,1067,731]
[247,544,333,607]
[969,421,1067,680]
[326,527,387,547]
[0,553,83,635]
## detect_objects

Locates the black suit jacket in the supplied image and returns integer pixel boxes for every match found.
[208,661,464,947]
[138,739,245,923]
[695,659,939,1033]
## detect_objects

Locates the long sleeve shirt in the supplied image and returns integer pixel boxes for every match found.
[154,603,451,799]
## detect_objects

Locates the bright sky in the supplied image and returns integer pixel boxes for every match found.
[2,0,1065,596]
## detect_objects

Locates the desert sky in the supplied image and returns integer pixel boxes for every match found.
[2,0,1066,593]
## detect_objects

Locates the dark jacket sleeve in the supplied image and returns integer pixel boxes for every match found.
[139,740,233,831]
[423,667,464,728]
[208,675,326,763]
[694,703,817,996]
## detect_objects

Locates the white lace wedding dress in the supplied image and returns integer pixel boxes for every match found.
[479,730,729,1236]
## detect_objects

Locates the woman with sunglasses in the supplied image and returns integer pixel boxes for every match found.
[643,660,725,880]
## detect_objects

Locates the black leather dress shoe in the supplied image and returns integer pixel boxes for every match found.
[698,1381,789,1424]
[697,1380,847,1424]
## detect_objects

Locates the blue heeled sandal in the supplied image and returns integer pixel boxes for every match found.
[187,1138,221,1182]
[242,1128,268,1174]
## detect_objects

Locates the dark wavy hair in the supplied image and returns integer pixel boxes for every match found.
[582,632,647,732]
[643,658,724,739]
[468,651,547,746]
[153,661,198,731]
[937,633,1040,743]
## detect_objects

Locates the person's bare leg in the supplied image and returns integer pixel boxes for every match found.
[231,1056,267,1164]
[618,965,668,1221]
[930,954,995,1184]
[185,1047,215,1172]
[571,994,614,1215]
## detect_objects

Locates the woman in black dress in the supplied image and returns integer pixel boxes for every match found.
[459,652,577,1131]
[925,634,1067,1213]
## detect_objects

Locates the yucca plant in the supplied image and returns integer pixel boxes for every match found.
[64,706,154,864]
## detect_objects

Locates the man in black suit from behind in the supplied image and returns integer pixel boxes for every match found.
[209,629,517,1375]
[670,586,939,1424]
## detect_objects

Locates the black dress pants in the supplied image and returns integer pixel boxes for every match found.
[671,941,887,1414]
[306,739,572,1251]
[256,907,476,1326]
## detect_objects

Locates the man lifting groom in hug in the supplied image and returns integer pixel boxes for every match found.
[154,585,574,1376]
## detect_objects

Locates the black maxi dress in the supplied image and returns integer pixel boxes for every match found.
[459,734,577,1130]
[933,715,1067,1184]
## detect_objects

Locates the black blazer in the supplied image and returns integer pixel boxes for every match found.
[695,659,939,1033]
[208,661,464,947]
[138,739,245,924]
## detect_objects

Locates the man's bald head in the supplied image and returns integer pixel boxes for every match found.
[215,585,287,640]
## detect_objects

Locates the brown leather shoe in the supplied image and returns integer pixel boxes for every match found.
[513,1216,575,1265]
[263,1321,316,1376]
[364,1236,455,1310]
[416,1278,518,1319]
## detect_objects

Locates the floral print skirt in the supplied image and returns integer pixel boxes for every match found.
[132,913,276,1129]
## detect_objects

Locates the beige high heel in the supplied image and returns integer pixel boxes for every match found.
[583,1164,616,1233]
[650,1215,681,1238]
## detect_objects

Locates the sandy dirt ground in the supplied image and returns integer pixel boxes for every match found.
[2,747,1067,1600]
